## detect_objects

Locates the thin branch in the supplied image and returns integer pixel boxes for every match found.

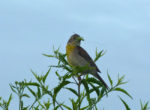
[78,76,81,110]
[29,99,37,110]
[41,85,64,110]
[19,96,21,110]
[72,76,78,85]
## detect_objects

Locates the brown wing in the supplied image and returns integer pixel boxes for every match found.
[77,46,101,73]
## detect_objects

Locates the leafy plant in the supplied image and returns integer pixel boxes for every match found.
[0,47,149,110]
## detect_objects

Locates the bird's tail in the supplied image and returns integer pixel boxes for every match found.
[93,73,109,89]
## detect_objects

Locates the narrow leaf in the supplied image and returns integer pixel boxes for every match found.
[7,94,12,106]
[22,94,30,98]
[43,68,51,83]
[107,73,113,86]
[62,104,72,110]
[54,80,70,102]
[89,83,100,96]
[114,88,133,99]
[27,87,36,97]
[86,78,102,86]
[37,87,41,99]
[31,70,38,81]
[81,79,91,104]
[65,88,78,96]
[43,54,54,57]
[9,84,17,94]
[70,99,77,110]
[55,71,61,80]
[24,82,40,87]
[94,49,105,62]
[81,106,88,110]
[119,97,130,110]
[140,100,150,110]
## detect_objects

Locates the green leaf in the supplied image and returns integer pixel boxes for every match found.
[117,75,127,85]
[80,91,86,106]
[107,73,113,86]
[119,97,130,110]
[85,74,89,79]
[81,106,88,110]
[54,47,60,55]
[62,104,72,110]
[70,99,77,110]
[43,68,51,83]
[140,100,150,110]
[54,80,70,96]
[27,87,36,97]
[94,49,105,62]
[65,88,78,96]
[98,87,105,101]
[114,88,133,99]
[9,84,17,94]
[144,102,149,110]
[86,77,102,86]
[63,66,72,72]
[58,53,68,65]
[63,73,72,80]
[24,82,40,87]
[44,99,51,109]
[7,94,12,107]
[55,71,61,80]
[38,101,45,109]
[22,94,30,98]
[95,106,98,110]
[53,80,70,103]
[42,54,54,57]
[22,106,29,110]
[89,83,100,96]
[81,79,91,104]
[37,87,41,99]
[31,70,39,81]
[54,103,63,110]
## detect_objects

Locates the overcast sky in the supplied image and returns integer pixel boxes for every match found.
[0,0,150,109]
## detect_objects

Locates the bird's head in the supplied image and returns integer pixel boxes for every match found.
[67,34,84,46]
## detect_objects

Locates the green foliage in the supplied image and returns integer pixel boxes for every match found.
[0,47,149,110]
[94,48,106,62]
[140,100,150,110]
[119,97,131,110]
[0,94,12,110]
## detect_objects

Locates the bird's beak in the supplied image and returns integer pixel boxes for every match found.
[77,37,84,41]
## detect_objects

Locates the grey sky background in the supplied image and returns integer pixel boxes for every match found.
[0,0,150,109]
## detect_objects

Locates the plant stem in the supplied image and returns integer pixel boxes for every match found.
[72,76,78,85]
[41,85,64,110]
[29,99,37,110]
[78,76,81,110]
[19,96,21,110]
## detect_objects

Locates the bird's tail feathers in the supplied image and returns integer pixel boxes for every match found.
[93,73,109,89]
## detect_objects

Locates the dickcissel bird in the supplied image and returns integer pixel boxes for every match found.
[66,34,108,89]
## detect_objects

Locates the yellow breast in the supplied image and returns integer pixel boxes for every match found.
[66,44,76,54]
[66,44,76,65]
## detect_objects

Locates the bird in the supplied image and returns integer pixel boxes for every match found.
[66,34,108,89]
